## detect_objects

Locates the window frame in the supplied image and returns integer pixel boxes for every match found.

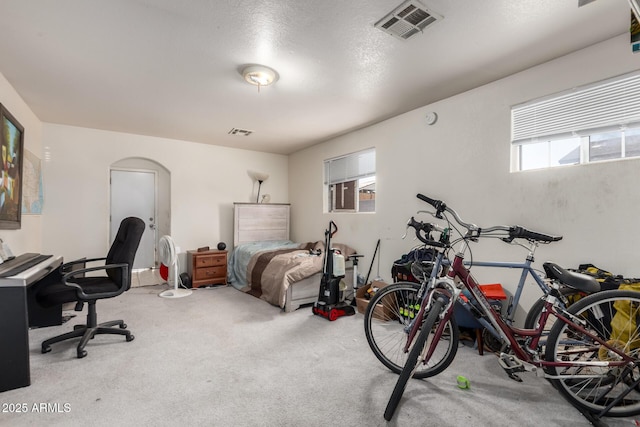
[511,71,640,171]
[324,148,376,213]
[514,127,640,171]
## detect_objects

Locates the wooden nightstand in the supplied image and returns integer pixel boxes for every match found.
[187,250,228,288]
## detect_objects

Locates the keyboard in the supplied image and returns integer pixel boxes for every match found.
[0,253,53,278]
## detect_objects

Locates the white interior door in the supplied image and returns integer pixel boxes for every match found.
[110,169,156,269]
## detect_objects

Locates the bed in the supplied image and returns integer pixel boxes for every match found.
[228,203,355,312]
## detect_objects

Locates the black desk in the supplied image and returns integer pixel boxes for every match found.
[0,256,62,392]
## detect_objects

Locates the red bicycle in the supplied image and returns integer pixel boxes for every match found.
[384,194,640,422]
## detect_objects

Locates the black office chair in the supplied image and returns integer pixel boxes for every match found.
[37,217,145,358]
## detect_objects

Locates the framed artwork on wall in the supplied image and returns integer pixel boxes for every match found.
[0,103,24,229]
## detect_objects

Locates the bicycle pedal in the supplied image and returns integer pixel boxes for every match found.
[498,353,524,369]
[498,353,526,381]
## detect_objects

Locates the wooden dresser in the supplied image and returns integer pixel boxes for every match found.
[187,250,228,288]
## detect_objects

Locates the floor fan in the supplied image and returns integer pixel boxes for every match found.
[158,235,192,298]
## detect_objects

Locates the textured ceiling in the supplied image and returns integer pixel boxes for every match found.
[0,0,631,154]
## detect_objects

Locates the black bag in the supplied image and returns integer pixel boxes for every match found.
[572,264,625,338]
[576,263,624,290]
[391,247,435,283]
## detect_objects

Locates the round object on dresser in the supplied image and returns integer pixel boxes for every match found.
[217,242,227,251]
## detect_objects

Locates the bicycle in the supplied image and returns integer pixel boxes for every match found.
[364,202,591,378]
[382,194,640,421]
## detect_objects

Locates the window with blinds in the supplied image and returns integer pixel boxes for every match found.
[511,71,640,171]
[324,148,376,212]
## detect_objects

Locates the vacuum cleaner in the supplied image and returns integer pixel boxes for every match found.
[312,221,356,321]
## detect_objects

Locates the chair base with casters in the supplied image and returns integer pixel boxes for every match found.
[41,300,134,359]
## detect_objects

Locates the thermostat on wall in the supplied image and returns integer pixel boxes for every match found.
[425,112,438,125]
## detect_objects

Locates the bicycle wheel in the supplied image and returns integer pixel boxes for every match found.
[384,296,447,421]
[545,290,640,417]
[364,282,458,379]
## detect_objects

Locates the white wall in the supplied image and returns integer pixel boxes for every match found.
[41,124,288,266]
[3,33,638,322]
[0,72,43,254]
[289,34,640,322]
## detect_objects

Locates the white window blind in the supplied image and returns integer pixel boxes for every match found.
[512,71,640,144]
[324,148,376,185]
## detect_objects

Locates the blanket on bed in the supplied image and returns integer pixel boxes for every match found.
[245,242,319,304]
[229,240,356,309]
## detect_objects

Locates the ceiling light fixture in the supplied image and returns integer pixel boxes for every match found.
[242,65,278,92]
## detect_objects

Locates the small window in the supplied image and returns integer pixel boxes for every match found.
[324,148,375,213]
[512,71,640,171]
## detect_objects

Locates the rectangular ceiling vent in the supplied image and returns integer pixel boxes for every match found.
[374,0,442,40]
[228,127,253,136]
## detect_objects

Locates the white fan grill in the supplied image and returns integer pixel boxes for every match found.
[158,235,192,298]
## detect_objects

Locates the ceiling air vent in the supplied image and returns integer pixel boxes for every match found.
[228,128,253,136]
[374,0,442,40]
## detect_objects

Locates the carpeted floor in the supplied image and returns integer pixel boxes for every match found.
[2,284,638,426]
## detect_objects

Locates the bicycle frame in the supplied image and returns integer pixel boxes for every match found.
[426,251,635,371]
[462,257,547,324]
[404,240,552,352]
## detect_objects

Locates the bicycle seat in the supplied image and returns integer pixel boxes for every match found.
[543,262,600,293]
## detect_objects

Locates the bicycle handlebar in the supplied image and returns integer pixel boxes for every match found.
[506,225,562,243]
[417,193,477,231]
[406,217,446,247]
[416,193,562,244]
[416,194,446,216]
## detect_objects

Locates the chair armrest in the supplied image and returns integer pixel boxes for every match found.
[60,257,107,274]
[62,263,130,300]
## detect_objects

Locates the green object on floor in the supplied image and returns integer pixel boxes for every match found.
[457,375,470,389]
